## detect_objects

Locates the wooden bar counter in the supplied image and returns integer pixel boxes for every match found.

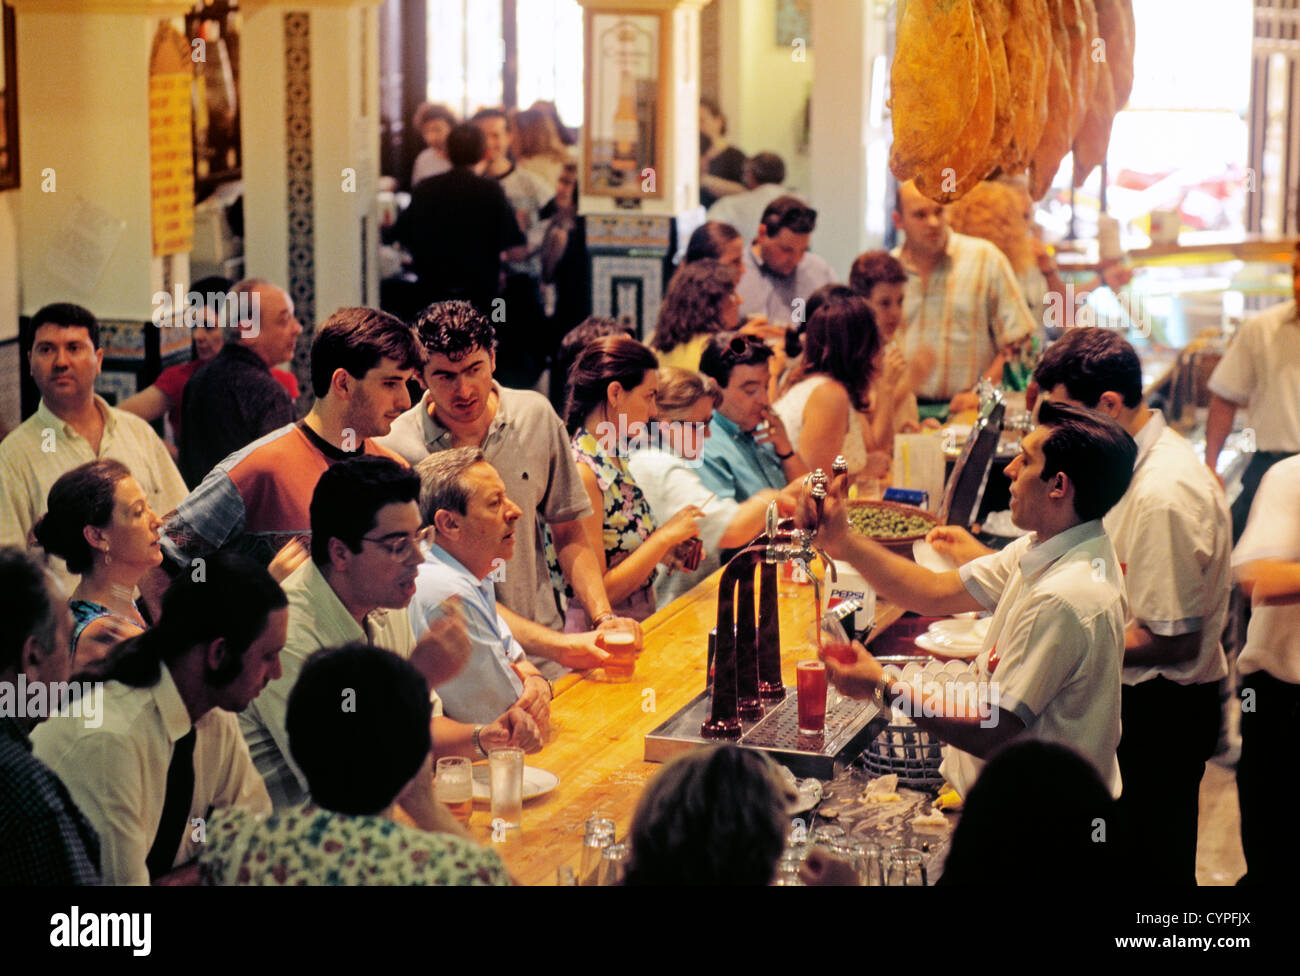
[468,567,902,885]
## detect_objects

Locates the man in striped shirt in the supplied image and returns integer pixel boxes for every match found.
[891,181,1035,420]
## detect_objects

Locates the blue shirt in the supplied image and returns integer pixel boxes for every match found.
[698,410,788,502]
[408,543,525,724]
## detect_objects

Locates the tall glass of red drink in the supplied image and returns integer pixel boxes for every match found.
[796,660,827,735]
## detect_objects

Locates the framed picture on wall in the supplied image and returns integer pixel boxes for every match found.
[583,9,666,200]
[0,3,19,191]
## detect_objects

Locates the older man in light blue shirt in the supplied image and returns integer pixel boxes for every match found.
[410,542,528,724]
[410,447,615,731]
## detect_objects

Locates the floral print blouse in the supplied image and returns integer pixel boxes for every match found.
[551,427,658,622]
[198,803,510,886]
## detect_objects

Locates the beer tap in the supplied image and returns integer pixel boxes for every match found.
[700,460,843,739]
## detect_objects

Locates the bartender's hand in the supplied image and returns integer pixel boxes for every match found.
[481,706,543,754]
[795,472,850,559]
[557,632,611,670]
[819,638,884,701]
[799,846,862,887]
[410,597,472,688]
[925,525,992,567]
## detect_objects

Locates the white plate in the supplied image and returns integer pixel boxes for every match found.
[471,765,560,803]
[912,539,957,573]
[914,617,991,660]
[914,633,982,659]
[929,617,991,645]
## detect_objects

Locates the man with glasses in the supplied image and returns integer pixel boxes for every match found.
[698,333,809,504]
[735,196,838,325]
[241,456,542,811]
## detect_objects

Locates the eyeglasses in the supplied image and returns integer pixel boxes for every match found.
[361,532,423,560]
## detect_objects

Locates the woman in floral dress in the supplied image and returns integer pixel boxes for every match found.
[560,336,704,630]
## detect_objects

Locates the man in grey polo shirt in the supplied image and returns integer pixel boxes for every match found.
[378,302,634,672]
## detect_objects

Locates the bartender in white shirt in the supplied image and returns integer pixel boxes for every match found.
[801,400,1136,799]
[1204,241,1300,540]
[1028,329,1231,885]
[1232,454,1300,885]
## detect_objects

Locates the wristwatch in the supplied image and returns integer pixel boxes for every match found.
[472,725,487,758]
[873,675,894,710]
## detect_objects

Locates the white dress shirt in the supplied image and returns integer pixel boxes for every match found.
[1207,299,1300,452]
[0,396,188,594]
[627,445,739,606]
[240,560,442,808]
[1233,454,1300,684]
[1103,411,1230,686]
[32,664,270,885]
[948,520,1127,798]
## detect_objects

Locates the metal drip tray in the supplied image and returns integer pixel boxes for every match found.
[644,688,886,779]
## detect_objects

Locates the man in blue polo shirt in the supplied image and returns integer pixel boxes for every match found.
[697,333,808,502]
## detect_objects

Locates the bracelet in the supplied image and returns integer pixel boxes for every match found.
[776,449,795,461]
[592,611,616,627]
[472,725,487,758]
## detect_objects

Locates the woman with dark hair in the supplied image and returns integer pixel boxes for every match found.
[622,745,788,886]
[559,336,703,628]
[650,259,742,372]
[199,642,509,886]
[683,221,745,284]
[32,459,161,663]
[773,286,886,488]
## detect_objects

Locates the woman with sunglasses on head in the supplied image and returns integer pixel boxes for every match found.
[561,337,705,629]
[773,286,889,493]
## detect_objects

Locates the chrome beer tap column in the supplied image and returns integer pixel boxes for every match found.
[700,464,839,739]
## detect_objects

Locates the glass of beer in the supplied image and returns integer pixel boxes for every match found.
[434,756,473,826]
[796,660,828,735]
[598,622,638,682]
[489,747,525,835]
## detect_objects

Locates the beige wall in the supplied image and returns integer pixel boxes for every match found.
[16,12,157,320]
[0,192,18,342]
[717,0,813,196]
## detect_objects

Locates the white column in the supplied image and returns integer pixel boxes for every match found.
[809,0,890,277]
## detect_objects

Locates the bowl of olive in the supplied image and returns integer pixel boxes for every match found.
[845,500,938,555]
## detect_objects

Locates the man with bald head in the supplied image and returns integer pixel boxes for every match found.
[178,279,301,486]
[891,180,1034,419]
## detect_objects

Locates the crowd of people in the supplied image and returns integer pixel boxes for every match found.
[2,106,1298,884]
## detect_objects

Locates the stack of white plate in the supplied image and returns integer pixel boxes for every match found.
[914,617,991,660]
